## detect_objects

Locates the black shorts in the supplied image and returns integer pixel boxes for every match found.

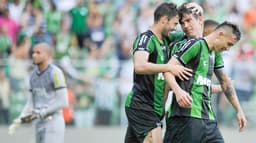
[164,117,224,143]
[125,107,163,143]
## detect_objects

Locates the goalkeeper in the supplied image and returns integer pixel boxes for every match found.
[9,43,68,143]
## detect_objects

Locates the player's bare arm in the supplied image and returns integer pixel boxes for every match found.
[134,51,169,74]
[164,57,192,108]
[167,57,193,80]
[164,83,171,105]
[214,68,247,132]
[211,84,222,94]
[134,51,192,77]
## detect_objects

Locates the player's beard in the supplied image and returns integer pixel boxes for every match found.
[162,29,169,37]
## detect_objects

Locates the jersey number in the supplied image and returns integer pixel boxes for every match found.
[138,35,148,46]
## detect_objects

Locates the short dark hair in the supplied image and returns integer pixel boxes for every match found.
[204,19,219,28]
[154,2,178,23]
[215,21,241,41]
[178,2,202,22]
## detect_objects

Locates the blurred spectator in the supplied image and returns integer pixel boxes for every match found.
[73,82,95,127]
[55,14,71,59]
[7,35,30,92]
[20,2,35,36]
[20,2,46,40]
[137,0,154,33]
[31,22,52,46]
[231,46,256,102]
[117,58,133,126]
[244,0,256,30]
[202,0,225,22]
[94,78,118,125]
[94,37,119,126]
[63,88,76,126]
[55,0,76,12]
[8,0,25,24]
[69,0,88,49]
[86,1,106,49]
[0,26,11,58]
[0,66,10,125]
[44,0,62,41]
[0,7,19,45]
[0,0,8,16]
[226,4,241,26]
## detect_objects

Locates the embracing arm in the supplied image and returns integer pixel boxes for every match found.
[164,57,192,108]
[133,51,171,74]
[215,68,247,132]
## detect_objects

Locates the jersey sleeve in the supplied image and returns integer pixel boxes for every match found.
[133,33,154,54]
[214,52,224,69]
[173,39,201,65]
[51,67,67,89]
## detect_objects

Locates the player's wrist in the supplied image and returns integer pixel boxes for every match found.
[38,108,46,118]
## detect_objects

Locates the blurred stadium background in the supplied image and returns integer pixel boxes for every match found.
[0,0,256,142]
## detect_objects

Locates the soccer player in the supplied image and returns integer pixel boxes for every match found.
[124,2,192,143]
[9,43,68,143]
[164,3,222,142]
[164,21,247,143]
[168,2,222,94]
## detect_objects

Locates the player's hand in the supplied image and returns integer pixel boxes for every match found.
[169,65,193,81]
[236,111,247,132]
[175,89,192,108]
[20,112,40,123]
[185,2,203,16]
[8,118,21,135]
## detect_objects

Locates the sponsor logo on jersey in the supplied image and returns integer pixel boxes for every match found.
[157,73,165,80]
[195,75,211,87]
[31,88,47,96]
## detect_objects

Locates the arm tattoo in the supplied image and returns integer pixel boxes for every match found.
[214,69,236,99]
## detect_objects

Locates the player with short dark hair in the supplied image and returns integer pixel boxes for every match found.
[203,19,219,36]
[124,2,192,143]
[164,21,247,143]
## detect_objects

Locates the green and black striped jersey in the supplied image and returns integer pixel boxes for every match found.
[169,35,223,66]
[168,35,190,59]
[168,38,224,120]
[125,30,170,117]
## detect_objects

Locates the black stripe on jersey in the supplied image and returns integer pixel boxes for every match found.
[177,38,197,53]
[214,65,224,69]
[168,35,188,59]
[173,38,199,65]
[55,86,67,90]
[133,30,154,53]
[201,42,214,119]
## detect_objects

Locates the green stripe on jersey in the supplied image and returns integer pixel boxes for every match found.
[190,42,207,118]
[153,38,166,115]
[125,91,134,107]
